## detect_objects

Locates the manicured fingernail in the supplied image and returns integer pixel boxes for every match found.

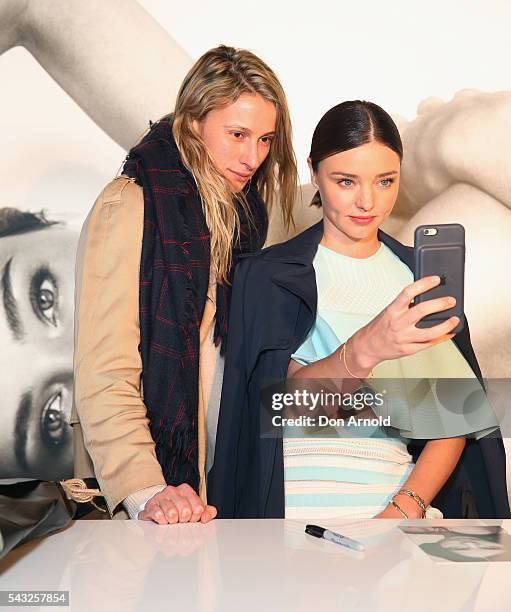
[431,276,440,283]
[448,297,456,305]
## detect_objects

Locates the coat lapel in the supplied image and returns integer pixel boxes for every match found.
[377,230,415,271]
[263,220,415,308]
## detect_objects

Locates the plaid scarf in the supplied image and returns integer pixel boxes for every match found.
[123,118,268,489]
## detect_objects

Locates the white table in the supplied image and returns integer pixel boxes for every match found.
[1,519,510,611]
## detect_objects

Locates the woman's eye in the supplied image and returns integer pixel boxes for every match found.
[41,392,65,447]
[338,179,353,187]
[380,178,394,187]
[30,268,58,326]
[230,131,244,139]
[261,136,273,145]
[38,280,55,313]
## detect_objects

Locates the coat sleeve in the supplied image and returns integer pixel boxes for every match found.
[207,256,254,517]
[73,177,166,515]
[446,315,509,517]
[411,315,510,518]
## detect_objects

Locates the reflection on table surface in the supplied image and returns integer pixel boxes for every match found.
[1,519,510,612]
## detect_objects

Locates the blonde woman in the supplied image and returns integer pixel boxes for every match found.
[72,45,297,523]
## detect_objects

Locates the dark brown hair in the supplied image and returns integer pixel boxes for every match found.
[309,100,403,206]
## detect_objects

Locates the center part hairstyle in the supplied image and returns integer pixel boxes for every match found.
[309,100,403,206]
[172,45,297,283]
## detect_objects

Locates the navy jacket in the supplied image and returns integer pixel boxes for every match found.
[208,221,510,519]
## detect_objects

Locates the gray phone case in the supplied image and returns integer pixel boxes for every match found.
[413,223,465,333]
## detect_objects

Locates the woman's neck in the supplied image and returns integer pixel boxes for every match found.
[321,224,381,259]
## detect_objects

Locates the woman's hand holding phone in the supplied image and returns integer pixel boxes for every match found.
[348,275,459,372]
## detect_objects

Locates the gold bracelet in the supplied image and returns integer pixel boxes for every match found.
[390,499,408,519]
[339,339,373,379]
[396,488,427,518]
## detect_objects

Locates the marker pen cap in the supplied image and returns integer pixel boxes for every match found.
[305,524,326,538]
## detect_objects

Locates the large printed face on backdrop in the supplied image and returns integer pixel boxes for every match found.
[0,221,77,479]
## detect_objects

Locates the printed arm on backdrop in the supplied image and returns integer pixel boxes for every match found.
[73,177,215,524]
[393,90,511,218]
[0,0,193,149]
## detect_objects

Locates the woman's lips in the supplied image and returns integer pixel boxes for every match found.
[228,169,251,182]
[349,215,376,225]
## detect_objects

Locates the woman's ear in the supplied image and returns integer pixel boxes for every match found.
[192,118,201,136]
[307,157,319,189]
[307,157,322,207]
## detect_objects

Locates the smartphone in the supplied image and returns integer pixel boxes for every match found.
[413,223,465,334]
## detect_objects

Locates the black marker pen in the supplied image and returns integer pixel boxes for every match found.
[305,524,365,552]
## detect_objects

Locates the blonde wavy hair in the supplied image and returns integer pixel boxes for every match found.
[172,45,297,283]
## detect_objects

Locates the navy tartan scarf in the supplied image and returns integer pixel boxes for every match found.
[123,118,268,490]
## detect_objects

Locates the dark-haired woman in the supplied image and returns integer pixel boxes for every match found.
[209,101,509,520]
